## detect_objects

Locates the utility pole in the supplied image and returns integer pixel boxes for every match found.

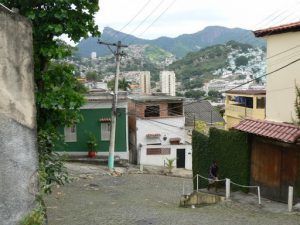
[98,40,127,171]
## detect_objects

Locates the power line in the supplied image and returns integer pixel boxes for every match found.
[111,0,152,39]
[137,0,177,39]
[122,0,165,42]
[224,56,300,92]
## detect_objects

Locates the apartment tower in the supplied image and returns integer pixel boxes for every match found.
[160,71,176,96]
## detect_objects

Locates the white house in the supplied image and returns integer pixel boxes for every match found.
[128,94,192,170]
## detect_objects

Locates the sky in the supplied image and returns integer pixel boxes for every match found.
[94,0,300,40]
[62,0,300,45]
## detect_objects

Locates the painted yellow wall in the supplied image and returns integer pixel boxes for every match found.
[224,93,266,129]
[265,32,300,123]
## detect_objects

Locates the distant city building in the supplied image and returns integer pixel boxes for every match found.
[160,71,176,96]
[91,52,97,59]
[139,71,151,94]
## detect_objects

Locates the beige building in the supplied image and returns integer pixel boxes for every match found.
[224,90,266,129]
[160,71,176,96]
[254,22,300,123]
[139,71,151,94]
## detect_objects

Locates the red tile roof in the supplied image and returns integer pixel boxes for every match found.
[234,119,300,143]
[254,21,300,37]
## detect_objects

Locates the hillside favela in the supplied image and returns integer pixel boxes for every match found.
[1,1,300,225]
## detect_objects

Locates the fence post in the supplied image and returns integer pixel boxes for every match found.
[196,175,199,192]
[225,178,230,199]
[257,186,261,205]
[288,186,293,212]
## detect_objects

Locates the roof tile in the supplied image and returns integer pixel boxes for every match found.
[234,119,300,143]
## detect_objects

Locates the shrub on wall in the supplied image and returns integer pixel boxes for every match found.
[208,128,250,191]
[192,130,209,189]
[192,128,250,191]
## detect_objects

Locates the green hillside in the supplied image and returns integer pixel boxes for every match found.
[168,41,255,87]
[144,45,173,63]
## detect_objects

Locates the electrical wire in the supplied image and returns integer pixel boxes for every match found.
[111,0,152,39]
[122,0,165,42]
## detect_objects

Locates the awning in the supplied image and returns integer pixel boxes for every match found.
[234,119,300,143]
[99,118,111,122]
[169,137,181,142]
[146,133,161,138]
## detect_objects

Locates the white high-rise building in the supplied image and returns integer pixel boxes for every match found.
[91,52,97,59]
[139,71,151,94]
[160,71,176,96]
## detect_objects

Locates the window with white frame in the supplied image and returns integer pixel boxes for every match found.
[101,122,111,141]
[64,125,77,142]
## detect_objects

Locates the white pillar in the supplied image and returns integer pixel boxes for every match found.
[196,175,199,192]
[288,186,294,212]
[257,186,261,205]
[226,178,230,199]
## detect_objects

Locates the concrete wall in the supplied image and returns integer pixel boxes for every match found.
[139,144,192,170]
[0,5,38,225]
[265,32,300,123]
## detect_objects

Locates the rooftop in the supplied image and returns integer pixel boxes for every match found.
[184,101,224,125]
[234,119,300,143]
[128,94,184,103]
[254,21,300,37]
[225,89,266,95]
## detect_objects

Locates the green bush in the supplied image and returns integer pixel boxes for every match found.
[192,130,209,189]
[20,204,45,225]
[192,128,250,192]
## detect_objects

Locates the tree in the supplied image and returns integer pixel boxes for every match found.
[235,56,248,67]
[2,1,100,193]
[86,71,97,81]
[108,78,130,91]
[118,78,130,91]
[208,90,222,102]
[184,90,206,99]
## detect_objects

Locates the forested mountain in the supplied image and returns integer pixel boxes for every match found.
[76,26,265,58]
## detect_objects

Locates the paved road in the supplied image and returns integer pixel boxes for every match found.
[44,164,300,225]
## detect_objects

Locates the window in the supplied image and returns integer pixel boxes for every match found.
[256,97,265,109]
[144,105,160,117]
[146,148,171,155]
[64,125,77,142]
[168,103,183,116]
[101,122,111,141]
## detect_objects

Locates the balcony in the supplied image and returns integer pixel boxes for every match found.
[225,104,265,120]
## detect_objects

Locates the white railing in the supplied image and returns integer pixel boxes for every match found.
[185,174,261,205]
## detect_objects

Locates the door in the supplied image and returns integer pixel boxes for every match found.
[176,149,185,168]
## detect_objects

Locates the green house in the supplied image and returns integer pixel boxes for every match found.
[55,91,128,160]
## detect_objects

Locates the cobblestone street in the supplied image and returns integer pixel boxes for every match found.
[44,163,300,225]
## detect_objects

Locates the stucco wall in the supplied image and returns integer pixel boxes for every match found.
[265,32,300,123]
[0,6,38,225]
[139,144,192,170]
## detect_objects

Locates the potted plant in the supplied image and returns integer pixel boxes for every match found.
[87,133,98,158]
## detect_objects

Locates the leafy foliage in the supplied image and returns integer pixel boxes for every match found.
[20,203,45,225]
[192,128,250,191]
[87,133,98,151]
[38,129,69,194]
[235,55,248,67]
[86,71,103,81]
[165,158,176,173]
[184,90,206,99]
[107,78,130,91]
[36,63,87,129]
